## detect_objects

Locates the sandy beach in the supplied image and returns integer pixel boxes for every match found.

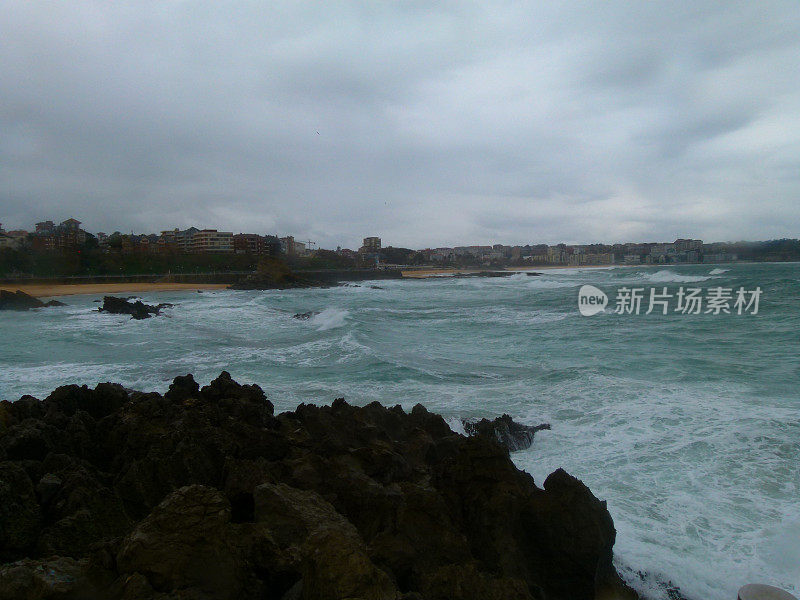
[2,265,624,295]
[0,282,230,298]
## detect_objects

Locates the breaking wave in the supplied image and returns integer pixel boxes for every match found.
[643,270,711,283]
[309,307,350,331]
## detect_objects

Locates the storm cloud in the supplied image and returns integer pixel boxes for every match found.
[1,1,798,248]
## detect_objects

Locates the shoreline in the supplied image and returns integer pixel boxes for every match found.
[0,282,230,298]
[401,264,621,277]
[0,264,651,296]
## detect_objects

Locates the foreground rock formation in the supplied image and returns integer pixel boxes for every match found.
[0,373,636,600]
[0,289,65,311]
[98,296,173,319]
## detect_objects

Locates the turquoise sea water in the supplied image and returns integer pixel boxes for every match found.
[1,263,798,600]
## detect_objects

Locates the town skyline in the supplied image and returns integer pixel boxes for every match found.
[3,216,793,268]
[2,3,799,249]
[0,213,797,250]
[0,215,789,253]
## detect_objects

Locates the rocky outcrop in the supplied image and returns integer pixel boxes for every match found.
[463,414,551,451]
[449,271,541,278]
[0,373,636,600]
[230,259,324,290]
[0,290,65,311]
[292,311,319,320]
[231,258,404,290]
[98,296,173,319]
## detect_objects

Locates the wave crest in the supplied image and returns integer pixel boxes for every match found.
[310,307,350,331]
[644,270,711,283]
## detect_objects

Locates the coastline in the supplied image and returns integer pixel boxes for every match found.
[1,266,613,296]
[401,264,620,277]
[0,282,230,298]
[0,263,670,296]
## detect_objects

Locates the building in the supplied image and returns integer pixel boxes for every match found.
[61,218,81,231]
[232,233,282,256]
[54,219,86,251]
[190,229,233,253]
[158,229,179,252]
[583,253,615,265]
[35,221,55,235]
[546,244,567,264]
[0,225,27,250]
[674,238,703,252]
[263,235,282,257]
[703,253,738,263]
[361,237,381,253]
[279,236,296,256]
[30,218,86,252]
[158,227,199,253]
[234,233,263,254]
[650,243,675,263]
[0,233,19,249]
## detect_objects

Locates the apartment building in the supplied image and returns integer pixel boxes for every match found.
[190,229,234,253]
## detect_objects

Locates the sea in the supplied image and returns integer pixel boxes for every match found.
[1,262,798,600]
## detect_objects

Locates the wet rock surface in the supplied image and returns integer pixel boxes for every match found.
[448,271,541,278]
[463,414,551,452]
[0,290,65,311]
[98,296,173,319]
[292,311,319,320]
[0,373,636,600]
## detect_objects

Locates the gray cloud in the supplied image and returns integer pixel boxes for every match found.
[1,1,799,248]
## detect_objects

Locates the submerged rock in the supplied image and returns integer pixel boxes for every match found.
[463,414,551,451]
[292,310,319,320]
[98,296,173,320]
[0,374,635,600]
[0,290,65,311]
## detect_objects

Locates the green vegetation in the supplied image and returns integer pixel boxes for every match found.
[0,247,260,279]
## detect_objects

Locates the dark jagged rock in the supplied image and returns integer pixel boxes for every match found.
[230,259,324,290]
[292,310,319,320]
[98,296,173,319]
[231,258,404,290]
[0,556,87,600]
[445,271,541,279]
[463,414,551,451]
[0,373,636,600]
[0,290,65,311]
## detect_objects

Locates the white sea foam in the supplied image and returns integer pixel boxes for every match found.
[309,307,350,330]
[514,375,800,600]
[709,268,730,275]
[643,269,712,283]
[525,278,576,289]
[445,416,467,435]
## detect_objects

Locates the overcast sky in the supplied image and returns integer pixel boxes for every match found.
[1,1,799,249]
